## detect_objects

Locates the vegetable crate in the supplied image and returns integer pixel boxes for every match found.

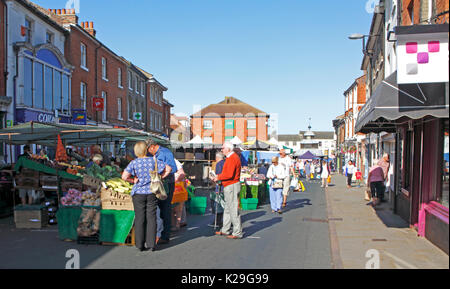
[100,188,134,211]
[82,175,103,188]
[189,196,207,215]
[241,198,258,211]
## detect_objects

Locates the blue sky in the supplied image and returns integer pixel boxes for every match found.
[34,0,374,134]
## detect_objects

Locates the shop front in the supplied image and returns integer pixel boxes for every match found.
[355,23,449,254]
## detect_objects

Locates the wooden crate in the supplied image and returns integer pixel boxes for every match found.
[14,206,49,229]
[15,176,39,188]
[61,181,83,193]
[40,175,58,188]
[82,175,103,188]
[100,188,134,211]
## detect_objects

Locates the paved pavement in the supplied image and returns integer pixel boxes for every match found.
[0,175,447,269]
[326,174,449,269]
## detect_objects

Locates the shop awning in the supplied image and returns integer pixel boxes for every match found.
[0,121,170,147]
[355,72,449,134]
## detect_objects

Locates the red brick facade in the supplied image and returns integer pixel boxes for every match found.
[401,0,449,25]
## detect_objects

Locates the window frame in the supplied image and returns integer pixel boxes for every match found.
[247,119,257,129]
[118,68,123,88]
[80,82,87,110]
[117,98,123,120]
[101,91,107,122]
[101,57,108,81]
[203,120,213,130]
[80,43,88,70]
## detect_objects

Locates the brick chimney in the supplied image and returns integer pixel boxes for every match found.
[80,21,96,37]
[48,8,78,25]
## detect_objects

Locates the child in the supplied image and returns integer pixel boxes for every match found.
[355,170,362,188]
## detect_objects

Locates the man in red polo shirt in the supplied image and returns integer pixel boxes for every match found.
[213,142,243,239]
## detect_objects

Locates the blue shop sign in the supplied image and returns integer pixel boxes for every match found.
[72,109,87,125]
[16,108,71,124]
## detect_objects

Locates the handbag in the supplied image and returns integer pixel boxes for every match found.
[327,176,331,184]
[150,156,168,200]
[272,179,284,189]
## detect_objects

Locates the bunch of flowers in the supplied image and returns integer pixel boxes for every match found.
[60,189,82,206]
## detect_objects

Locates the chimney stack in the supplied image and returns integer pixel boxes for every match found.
[48,8,78,25]
[80,21,96,37]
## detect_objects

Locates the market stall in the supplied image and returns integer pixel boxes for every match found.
[239,166,268,209]
[0,121,169,246]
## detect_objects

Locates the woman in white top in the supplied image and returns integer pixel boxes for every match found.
[346,160,356,188]
[266,156,287,214]
[320,160,330,188]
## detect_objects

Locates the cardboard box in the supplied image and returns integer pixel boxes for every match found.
[14,205,49,229]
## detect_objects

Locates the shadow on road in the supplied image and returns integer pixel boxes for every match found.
[282,198,312,214]
[244,217,283,237]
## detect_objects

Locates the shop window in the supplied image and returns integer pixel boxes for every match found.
[400,129,413,191]
[34,63,44,109]
[439,119,449,208]
[44,66,53,111]
[54,71,62,112]
[62,74,70,114]
[24,58,33,106]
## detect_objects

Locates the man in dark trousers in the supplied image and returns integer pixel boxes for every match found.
[147,139,177,245]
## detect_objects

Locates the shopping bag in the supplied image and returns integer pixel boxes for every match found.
[299,181,305,192]
[327,176,331,184]
[172,181,188,204]
[310,173,314,179]
[290,177,298,188]
[364,187,371,201]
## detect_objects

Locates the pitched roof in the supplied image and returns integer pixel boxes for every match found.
[192,96,268,118]
[277,134,301,142]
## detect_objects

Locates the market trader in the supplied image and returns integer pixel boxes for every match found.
[213,142,244,239]
[146,138,177,245]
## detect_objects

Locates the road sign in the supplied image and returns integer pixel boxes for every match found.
[133,112,142,121]
[93,97,104,111]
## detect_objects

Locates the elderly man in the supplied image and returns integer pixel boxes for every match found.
[377,153,390,202]
[146,139,177,244]
[214,142,243,239]
[279,149,294,208]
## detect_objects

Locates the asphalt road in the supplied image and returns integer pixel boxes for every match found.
[0,180,332,269]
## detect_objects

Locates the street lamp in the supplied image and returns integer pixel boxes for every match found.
[348,34,379,56]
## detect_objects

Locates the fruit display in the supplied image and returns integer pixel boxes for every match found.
[105,178,133,195]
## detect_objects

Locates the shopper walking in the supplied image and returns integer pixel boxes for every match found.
[122,141,168,252]
[305,161,311,181]
[377,153,390,202]
[279,149,294,208]
[367,160,386,207]
[346,160,356,188]
[213,142,243,239]
[146,139,178,245]
[320,160,331,188]
[266,156,286,214]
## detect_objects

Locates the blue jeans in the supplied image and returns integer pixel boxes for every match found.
[269,186,283,212]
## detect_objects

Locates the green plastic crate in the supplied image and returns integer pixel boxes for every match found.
[189,196,207,215]
[241,198,258,210]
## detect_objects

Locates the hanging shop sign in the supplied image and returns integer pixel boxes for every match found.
[93,97,104,111]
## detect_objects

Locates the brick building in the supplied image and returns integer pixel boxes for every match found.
[46,9,128,128]
[191,96,269,144]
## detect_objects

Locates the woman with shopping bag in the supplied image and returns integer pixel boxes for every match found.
[266,157,287,214]
[320,160,331,188]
